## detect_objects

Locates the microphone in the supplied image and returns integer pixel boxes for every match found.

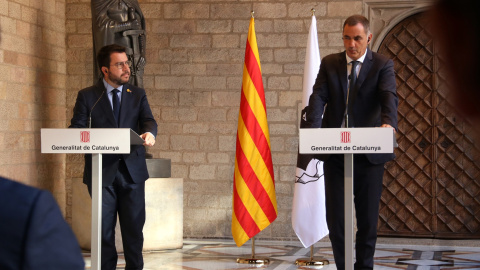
[345,88,350,127]
[88,91,105,128]
[345,76,353,127]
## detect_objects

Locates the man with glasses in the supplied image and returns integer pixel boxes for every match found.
[70,44,157,270]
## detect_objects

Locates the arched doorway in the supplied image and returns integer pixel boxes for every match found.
[377,12,480,238]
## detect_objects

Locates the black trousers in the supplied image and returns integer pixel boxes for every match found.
[323,154,385,270]
[89,160,146,270]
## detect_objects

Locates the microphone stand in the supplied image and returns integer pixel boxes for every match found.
[89,91,105,128]
[345,74,351,128]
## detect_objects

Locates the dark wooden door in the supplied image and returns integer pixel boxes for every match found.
[377,12,480,238]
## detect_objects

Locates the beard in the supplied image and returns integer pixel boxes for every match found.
[108,70,130,86]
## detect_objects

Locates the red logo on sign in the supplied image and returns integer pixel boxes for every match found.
[80,131,90,143]
[341,131,351,143]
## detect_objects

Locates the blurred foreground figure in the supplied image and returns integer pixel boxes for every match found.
[431,0,480,136]
[0,177,85,270]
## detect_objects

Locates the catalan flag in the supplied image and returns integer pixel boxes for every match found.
[232,17,277,247]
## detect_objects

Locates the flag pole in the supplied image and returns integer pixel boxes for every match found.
[295,245,329,266]
[236,236,270,264]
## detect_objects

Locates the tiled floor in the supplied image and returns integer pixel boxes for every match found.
[83,238,480,269]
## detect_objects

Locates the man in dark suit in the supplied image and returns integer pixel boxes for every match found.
[0,176,85,270]
[70,44,157,270]
[305,15,398,270]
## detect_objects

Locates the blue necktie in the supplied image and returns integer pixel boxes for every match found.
[112,89,120,126]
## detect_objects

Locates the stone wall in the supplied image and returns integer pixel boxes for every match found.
[65,0,361,241]
[0,0,419,240]
[0,0,67,211]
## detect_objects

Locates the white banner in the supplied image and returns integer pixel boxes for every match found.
[292,14,329,248]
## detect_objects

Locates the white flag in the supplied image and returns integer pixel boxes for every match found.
[292,14,329,248]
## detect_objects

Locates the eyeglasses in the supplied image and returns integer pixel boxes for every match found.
[110,60,132,70]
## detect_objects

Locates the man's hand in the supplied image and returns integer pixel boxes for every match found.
[380,123,396,133]
[141,132,155,146]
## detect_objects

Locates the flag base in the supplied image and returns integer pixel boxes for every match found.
[235,237,270,265]
[236,257,270,264]
[295,257,329,266]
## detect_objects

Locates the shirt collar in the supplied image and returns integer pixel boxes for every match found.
[346,49,367,64]
[103,79,124,94]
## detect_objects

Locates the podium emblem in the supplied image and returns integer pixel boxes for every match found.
[80,131,90,143]
[341,131,351,143]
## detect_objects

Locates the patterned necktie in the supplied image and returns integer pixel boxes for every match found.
[112,89,120,126]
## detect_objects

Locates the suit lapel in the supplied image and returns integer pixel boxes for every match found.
[355,49,373,91]
[119,84,137,127]
[118,84,133,128]
[338,52,348,103]
[348,49,373,118]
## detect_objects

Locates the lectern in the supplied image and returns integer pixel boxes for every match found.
[41,128,144,270]
[299,128,395,270]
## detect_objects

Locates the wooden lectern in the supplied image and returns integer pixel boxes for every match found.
[41,128,144,270]
[299,128,395,270]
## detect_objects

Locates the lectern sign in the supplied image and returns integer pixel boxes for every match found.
[41,128,133,154]
[299,128,395,154]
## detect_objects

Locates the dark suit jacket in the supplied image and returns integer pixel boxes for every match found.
[305,49,398,164]
[69,79,158,186]
[0,177,85,270]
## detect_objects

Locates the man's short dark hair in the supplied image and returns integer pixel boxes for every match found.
[97,44,127,72]
[343,15,370,34]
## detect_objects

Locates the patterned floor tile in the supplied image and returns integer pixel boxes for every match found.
[82,239,480,269]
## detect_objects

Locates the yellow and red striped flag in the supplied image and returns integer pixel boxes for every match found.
[232,17,278,247]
